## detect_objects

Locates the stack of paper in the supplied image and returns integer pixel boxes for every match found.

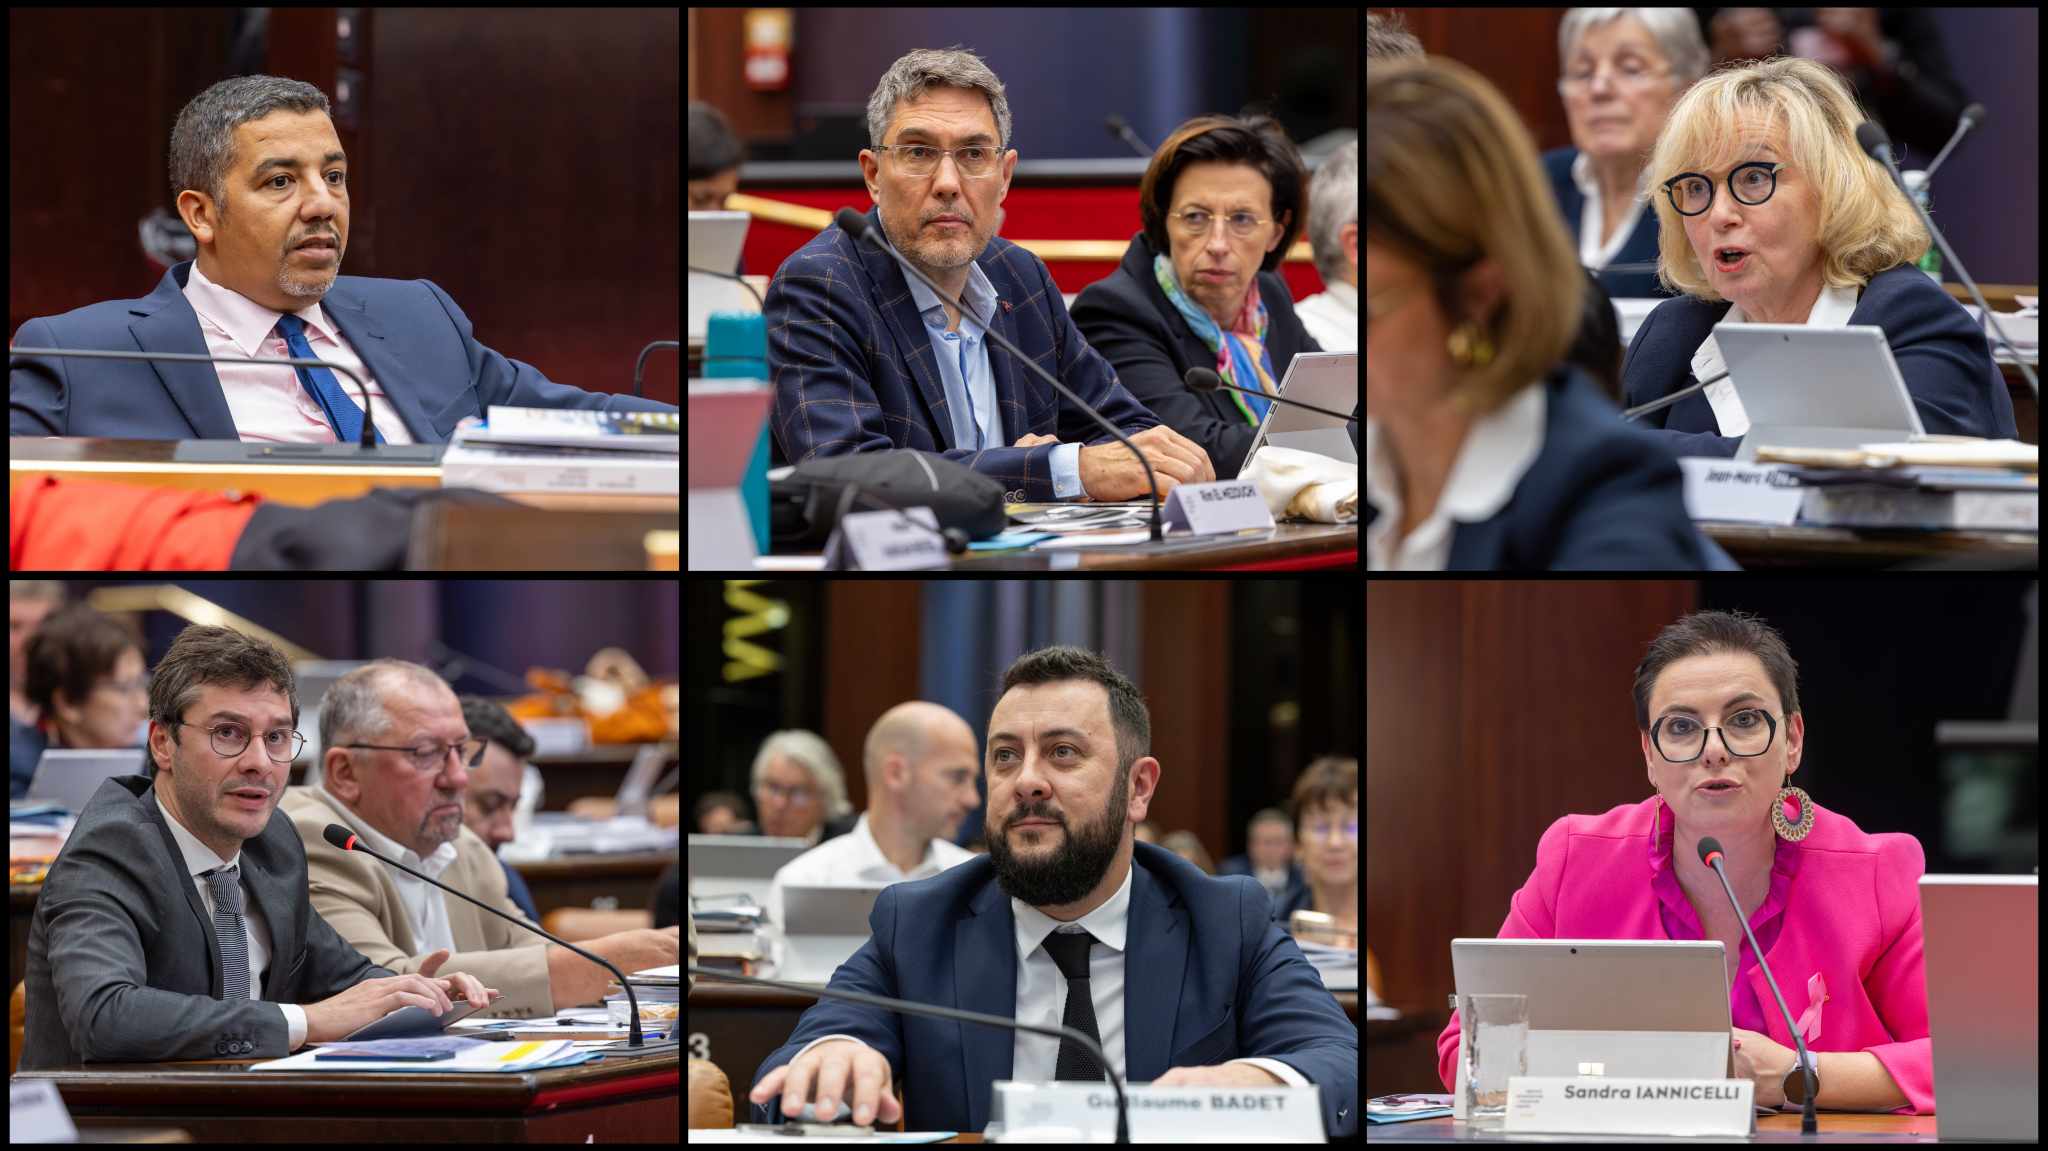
[439,406,679,495]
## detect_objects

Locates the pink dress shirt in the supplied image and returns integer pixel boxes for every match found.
[1436,794,1934,1114]
[182,262,412,444]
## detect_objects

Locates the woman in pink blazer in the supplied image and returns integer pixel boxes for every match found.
[1437,610,1933,1114]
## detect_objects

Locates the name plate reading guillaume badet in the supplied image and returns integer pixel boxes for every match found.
[1505,1076,1754,1136]
[1162,480,1275,536]
[824,507,952,570]
[990,1081,1325,1142]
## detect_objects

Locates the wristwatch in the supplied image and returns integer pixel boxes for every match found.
[1780,1050,1821,1106]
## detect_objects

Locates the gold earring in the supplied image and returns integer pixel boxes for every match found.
[1447,323,1494,367]
[1773,772,1814,842]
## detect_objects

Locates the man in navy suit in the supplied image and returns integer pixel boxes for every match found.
[747,646,1358,1138]
[763,48,1214,503]
[10,74,675,443]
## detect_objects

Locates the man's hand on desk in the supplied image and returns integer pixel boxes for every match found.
[1078,425,1214,501]
[1152,1062,1286,1088]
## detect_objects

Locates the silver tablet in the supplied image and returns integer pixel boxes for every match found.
[1241,351,1358,467]
[1713,323,1928,460]
[1448,938,1732,1118]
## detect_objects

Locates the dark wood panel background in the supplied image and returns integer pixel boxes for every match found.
[1365,579,1698,1093]
[7,7,677,404]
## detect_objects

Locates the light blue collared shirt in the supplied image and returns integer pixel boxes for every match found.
[905,265,1084,499]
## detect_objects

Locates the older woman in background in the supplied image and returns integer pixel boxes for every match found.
[1366,55,1716,570]
[1622,56,2016,458]
[16,604,149,796]
[1070,115,1324,480]
[1543,8,1710,301]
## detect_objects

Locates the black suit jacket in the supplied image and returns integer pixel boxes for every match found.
[1071,232,1325,479]
[20,775,391,1069]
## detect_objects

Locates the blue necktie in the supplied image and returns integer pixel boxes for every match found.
[274,314,382,443]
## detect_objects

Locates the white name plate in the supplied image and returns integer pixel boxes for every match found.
[990,1080,1325,1142]
[1504,1076,1754,1136]
[824,506,951,570]
[1680,458,1803,525]
[1162,480,1275,536]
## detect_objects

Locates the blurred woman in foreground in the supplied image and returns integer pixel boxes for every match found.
[1366,55,1713,570]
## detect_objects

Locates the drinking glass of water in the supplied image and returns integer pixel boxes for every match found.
[1458,993,1529,1129]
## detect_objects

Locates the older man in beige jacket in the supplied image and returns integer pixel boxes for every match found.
[280,659,677,1018]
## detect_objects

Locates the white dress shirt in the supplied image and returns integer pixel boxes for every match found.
[1570,150,1650,275]
[768,811,979,933]
[316,783,460,953]
[1365,382,1548,570]
[182,261,414,444]
[1687,281,1864,437]
[153,790,305,1050]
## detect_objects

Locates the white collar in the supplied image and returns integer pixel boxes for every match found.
[1010,849,1134,959]
[1366,383,1548,568]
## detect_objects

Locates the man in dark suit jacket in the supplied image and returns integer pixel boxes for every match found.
[1071,230,1332,479]
[764,205,1216,503]
[1620,263,2017,458]
[19,621,490,1070]
[10,76,675,442]
[748,645,1357,1138]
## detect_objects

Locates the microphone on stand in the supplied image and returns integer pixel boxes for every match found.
[321,824,667,1051]
[833,207,1165,543]
[1856,118,2037,399]
[1919,102,1984,183]
[1696,836,1818,1135]
[1104,113,1153,157]
[1622,367,1732,422]
[1183,367,1356,421]
[689,965,1130,1143]
[631,340,679,399]
[9,345,435,459]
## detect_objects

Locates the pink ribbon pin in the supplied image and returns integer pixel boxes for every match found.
[1793,972,1828,1044]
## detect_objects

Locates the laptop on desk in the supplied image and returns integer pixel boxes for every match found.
[1715,324,1932,461]
[1241,351,1357,470]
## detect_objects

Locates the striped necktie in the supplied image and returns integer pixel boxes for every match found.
[203,864,252,1001]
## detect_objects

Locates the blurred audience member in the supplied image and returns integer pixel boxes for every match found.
[16,604,148,799]
[750,729,854,844]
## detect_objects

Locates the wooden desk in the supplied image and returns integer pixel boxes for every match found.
[1367,1112,1936,1141]
[9,436,439,506]
[13,1047,678,1142]
[950,522,1357,570]
[1702,521,2039,569]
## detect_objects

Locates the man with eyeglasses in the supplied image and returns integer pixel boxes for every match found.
[764,47,1215,504]
[19,625,491,1070]
[280,660,678,1021]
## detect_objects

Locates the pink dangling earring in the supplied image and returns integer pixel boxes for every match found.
[1773,772,1815,842]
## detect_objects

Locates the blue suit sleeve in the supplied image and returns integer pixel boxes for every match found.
[1235,881,1360,1137]
[749,889,908,1125]
[420,279,677,419]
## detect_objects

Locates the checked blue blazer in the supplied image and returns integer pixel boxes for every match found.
[763,205,1162,502]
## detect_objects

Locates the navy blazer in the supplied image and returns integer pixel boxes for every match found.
[1542,147,1677,302]
[1070,231,1325,478]
[749,841,1358,1137]
[9,261,677,442]
[763,205,1161,502]
[1367,365,1711,569]
[1621,263,2018,459]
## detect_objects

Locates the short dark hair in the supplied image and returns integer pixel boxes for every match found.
[459,695,536,762]
[1139,113,1308,276]
[146,625,299,778]
[996,646,1151,773]
[1632,609,1801,731]
[689,101,746,180]
[1290,755,1359,840]
[24,604,142,717]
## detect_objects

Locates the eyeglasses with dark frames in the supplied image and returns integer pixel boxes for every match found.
[1652,709,1779,763]
[1662,161,1786,217]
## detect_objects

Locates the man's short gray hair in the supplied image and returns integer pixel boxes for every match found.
[169,74,334,224]
[1306,138,1358,285]
[318,660,454,761]
[866,47,1012,152]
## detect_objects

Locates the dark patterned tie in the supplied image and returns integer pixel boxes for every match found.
[1042,928,1106,1082]
[203,864,251,1001]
